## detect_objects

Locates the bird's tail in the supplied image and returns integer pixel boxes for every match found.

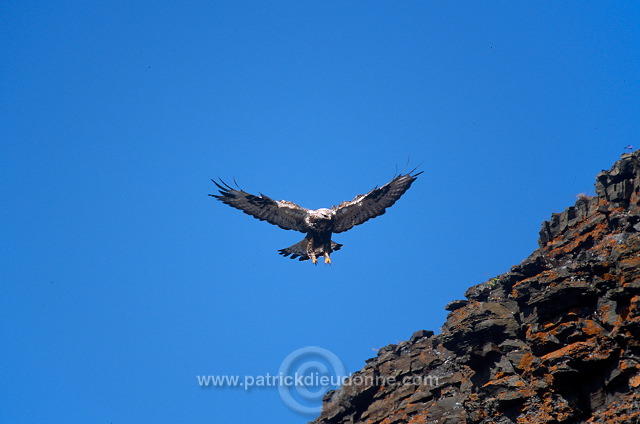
[278,238,343,261]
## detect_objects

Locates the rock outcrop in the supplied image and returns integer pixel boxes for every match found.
[312,151,640,424]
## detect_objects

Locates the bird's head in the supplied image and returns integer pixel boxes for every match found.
[314,208,335,220]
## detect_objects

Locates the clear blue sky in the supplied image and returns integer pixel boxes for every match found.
[1,1,638,423]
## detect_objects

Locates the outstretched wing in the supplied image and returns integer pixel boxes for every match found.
[331,170,423,233]
[210,179,309,232]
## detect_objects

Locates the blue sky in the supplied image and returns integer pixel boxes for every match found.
[1,1,638,423]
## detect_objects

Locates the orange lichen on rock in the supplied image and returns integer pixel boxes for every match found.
[582,319,605,337]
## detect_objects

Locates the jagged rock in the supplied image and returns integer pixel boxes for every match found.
[445,299,468,312]
[312,150,640,424]
[409,329,434,342]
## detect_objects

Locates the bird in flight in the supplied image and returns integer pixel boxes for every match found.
[210,170,422,264]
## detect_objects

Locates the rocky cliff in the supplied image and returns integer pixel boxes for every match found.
[312,151,640,424]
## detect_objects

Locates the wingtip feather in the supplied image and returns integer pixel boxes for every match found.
[212,179,229,192]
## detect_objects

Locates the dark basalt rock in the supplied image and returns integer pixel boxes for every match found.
[312,151,640,424]
[445,299,468,312]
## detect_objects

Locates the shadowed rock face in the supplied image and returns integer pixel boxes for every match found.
[312,151,640,424]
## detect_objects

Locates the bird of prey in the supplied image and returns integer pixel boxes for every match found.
[210,170,422,264]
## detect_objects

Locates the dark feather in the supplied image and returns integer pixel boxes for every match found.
[209,179,309,232]
[331,170,423,233]
[278,240,343,261]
